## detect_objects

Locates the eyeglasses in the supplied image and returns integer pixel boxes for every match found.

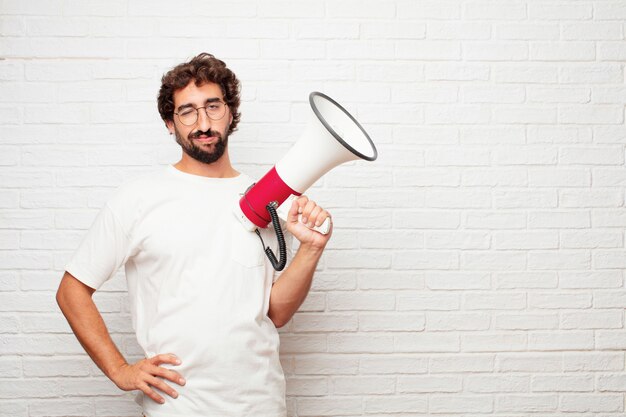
[174,101,227,126]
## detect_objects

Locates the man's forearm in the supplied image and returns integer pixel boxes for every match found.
[267,244,324,327]
[56,272,127,381]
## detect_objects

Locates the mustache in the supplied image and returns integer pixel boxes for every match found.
[189,129,221,139]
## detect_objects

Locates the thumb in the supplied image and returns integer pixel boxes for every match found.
[287,197,299,223]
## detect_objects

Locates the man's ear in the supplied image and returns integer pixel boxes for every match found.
[166,120,175,135]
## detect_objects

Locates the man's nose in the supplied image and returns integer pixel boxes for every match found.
[196,108,212,132]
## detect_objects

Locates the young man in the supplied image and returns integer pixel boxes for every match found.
[56,53,332,417]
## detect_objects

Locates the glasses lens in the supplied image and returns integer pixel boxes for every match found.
[206,102,226,120]
[178,110,197,126]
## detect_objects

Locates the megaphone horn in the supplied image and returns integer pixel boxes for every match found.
[234,91,378,262]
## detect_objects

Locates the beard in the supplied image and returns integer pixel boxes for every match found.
[174,127,229,165]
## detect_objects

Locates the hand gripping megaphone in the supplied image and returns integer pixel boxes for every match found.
[234,92,378,270]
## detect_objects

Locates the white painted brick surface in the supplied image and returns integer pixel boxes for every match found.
[2,0,626,415]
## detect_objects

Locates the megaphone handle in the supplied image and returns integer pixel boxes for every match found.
[276,196,331,235]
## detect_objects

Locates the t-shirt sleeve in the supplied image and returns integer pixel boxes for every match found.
[64,203,132,291]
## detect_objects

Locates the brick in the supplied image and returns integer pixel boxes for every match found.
[495,272,558,289]
[559,105,624,124]
[467,375,529,392]
[426,272,490,290]
[295,355,359,375]
[493,231,559,250]
[425,189,491,208]
[426,312,490,331]
[597,374,626,391]
[427,21,491,40]
[530,42,595,61]
[466,211,526,229]
[430,354,494,372]
[561,231,622,249]
[528,2,592,20]
[398,375,461,393]
[495,394,558,412]
[394,210,460,229]
[496,353,562,372]
[394,250,459,270]
[425,231,490,249]
[461,251,527,271]
[528,126,592,144]
[364,395,427,413]
[598,41,626,61]
[394,333,459,353]
[594,1,626,20]
[528,251,591,270]
[493,64,558,83]
[297,397,362,416]
[462,333,527,352]
[332,376,395,395]
[532,375,593,392]
[329,334,394,353]
[529,293,591,309]
[397,293,460,310]
[360,355,427,375]
[397,1,461,19]
[462,168,527,187]
[397,40,461,60]
[295,22,359,40]
[430,395,493,413]
[561,271,622,289]
[528,331,594,351]
[291,313,357,332]
[528,87,590,103]
[561,310,623,329]
[560,394,623,412]
[495,313,558,330]
[426,63,490,81]
[529,210,589,229]
[496,23,559,40]
[464,41,528,61]
[359,313,425,331]
[286,377,327,396]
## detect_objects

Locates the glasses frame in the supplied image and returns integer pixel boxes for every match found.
[174,100,228,126]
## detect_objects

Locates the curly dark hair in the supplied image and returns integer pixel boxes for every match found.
[157,53,241,134]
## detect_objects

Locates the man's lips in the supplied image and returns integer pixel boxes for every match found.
[193,136,218,143]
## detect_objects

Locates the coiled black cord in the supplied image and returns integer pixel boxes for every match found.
[255,201,287,271]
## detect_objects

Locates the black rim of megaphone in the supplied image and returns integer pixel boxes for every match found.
[309,92,378,162]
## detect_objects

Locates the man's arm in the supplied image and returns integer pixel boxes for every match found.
[267,195,331,328]
[56,271,185,404]
[267,244,323,327]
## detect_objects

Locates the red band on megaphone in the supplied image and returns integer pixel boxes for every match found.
[239,166,301,229]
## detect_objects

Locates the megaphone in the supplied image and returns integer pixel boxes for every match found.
[234,91,378,269]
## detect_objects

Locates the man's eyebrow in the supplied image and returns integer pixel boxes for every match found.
[176,97,222,112]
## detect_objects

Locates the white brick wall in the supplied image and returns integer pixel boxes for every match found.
[1,0,625,416]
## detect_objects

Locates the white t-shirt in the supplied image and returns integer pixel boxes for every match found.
[65,165,292,417]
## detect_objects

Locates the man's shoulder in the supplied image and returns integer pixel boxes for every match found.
[105,166,170,209]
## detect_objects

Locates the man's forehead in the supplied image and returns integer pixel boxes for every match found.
[174,81,223,106]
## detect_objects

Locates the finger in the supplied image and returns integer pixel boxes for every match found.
[306,206,322,227]
[301,200,317,224]
[147,374,179,399]
[296,195,308,214]
[152,364,186,386]
[151,353,181,366]
[315,210,330,227]
[138,380,165,404]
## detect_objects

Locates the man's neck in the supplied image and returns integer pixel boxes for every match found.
[173,152,239,178]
